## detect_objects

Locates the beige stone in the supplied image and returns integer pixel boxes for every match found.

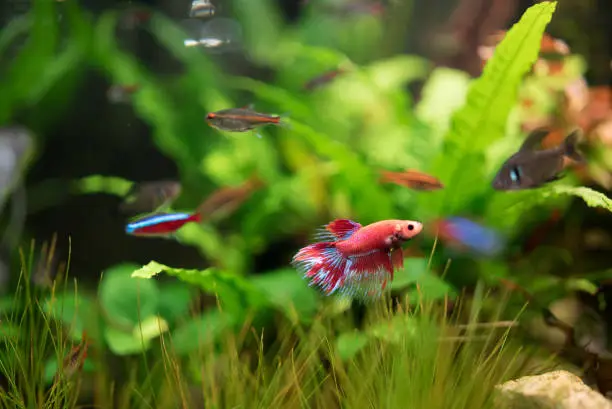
[496,370,612,409]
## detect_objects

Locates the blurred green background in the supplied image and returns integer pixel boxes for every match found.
[0,0,611,407]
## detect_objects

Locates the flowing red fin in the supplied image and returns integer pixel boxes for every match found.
[326,219,362,240]
[292,242,348,295]
[390,248,404,274]
[339,250,394,300]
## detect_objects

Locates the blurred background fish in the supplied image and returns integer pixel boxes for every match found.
[55,331,90,382]
[492,129,585,190]
[379,169,444,191]
[196,174,264,222]
[205,106,287,135]
[106,84,140,104]
[189,0,216,19]
[303,68,348,91]
[181,17,243,53]
[427,217,505,257]
[119,180,182,215]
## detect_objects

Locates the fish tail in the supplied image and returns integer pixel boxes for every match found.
[563,129,586,163]
[191,209,207,224]
[291,242,348,295]
[378,170,392,183]
[275,111,292,129]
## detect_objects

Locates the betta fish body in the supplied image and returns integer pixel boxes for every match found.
[292,219,423,299]
[492,128,585,191]
[125,212,201,238]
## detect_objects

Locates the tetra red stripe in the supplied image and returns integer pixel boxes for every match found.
[218,114,280,123]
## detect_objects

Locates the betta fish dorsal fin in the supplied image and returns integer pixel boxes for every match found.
[325,219,362,240]
[518,128,550,152]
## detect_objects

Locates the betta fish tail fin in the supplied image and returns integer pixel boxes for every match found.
[292,242,348,295]
[562,129,586,163]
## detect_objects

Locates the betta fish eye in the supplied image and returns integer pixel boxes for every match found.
[407,224,415,231]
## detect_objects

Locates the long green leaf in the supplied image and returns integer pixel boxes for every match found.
[418,1,558,217]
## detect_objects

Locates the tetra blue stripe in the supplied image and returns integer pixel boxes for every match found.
[126,212,192,233]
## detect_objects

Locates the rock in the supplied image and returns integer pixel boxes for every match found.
[496,370,612,409]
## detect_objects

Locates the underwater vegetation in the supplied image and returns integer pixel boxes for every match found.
[1,0,612,407]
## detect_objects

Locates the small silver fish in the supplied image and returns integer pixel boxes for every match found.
[119,181,182,214]
[189,0,216,19]
[206,105,288,137]
[181,18,242,54]
[492,128,585,191]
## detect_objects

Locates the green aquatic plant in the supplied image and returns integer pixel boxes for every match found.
[1,247,558,409]
[2,0,612,406]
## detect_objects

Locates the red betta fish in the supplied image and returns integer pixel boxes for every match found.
[292,219,423,299]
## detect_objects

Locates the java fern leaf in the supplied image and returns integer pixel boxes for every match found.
[495,186,612,226]
[418,1,557,217]
[445,1,557,153]
[534,186,612,212]
[132,261,270,315]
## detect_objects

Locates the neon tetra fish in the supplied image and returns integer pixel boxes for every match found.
[125,212,201,238]
[379,169,444,191]
[492,128,586,191]
[205,105,288,137]
[292,218,423,299]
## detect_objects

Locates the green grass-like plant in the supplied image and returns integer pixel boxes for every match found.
[0,246,559,409]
